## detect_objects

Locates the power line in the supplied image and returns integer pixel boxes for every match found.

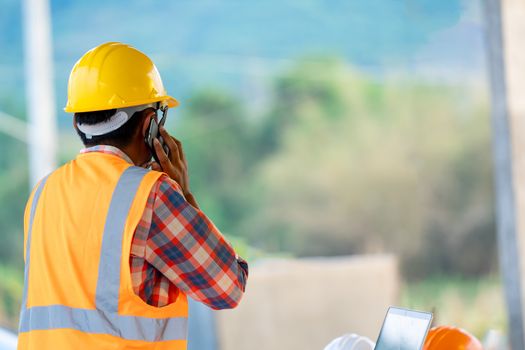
[0,111,28,143]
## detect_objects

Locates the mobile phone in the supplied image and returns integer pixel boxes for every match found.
[145,106,169,164]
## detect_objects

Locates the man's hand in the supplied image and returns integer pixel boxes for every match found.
[151,127,192,197]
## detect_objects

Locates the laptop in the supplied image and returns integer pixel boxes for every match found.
[374,307,433,350]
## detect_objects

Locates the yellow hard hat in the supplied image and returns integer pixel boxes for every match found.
[64,42,178,113]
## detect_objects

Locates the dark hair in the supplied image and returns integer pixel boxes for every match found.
[74,109,145,148]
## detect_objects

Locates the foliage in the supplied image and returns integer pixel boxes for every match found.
[0,102,29,270]
[241,59,496,279]
[401,275,506,339]
[0,264,23,330]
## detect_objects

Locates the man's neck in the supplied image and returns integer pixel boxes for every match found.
[119,143,150,167]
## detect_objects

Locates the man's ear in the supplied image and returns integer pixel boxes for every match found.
[141,113,152,138]
[73,114,78,131]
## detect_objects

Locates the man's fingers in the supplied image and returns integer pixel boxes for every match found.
[159,127,179,161]
[172,136,186,163]
[154,138,172,170]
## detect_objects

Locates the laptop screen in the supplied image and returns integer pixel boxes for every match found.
[374,307,432,350]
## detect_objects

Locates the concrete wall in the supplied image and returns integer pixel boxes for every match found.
[214,255,399,350]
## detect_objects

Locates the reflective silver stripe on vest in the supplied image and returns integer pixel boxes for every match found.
[20,175,49,313]
[19,305,188,341]
[96,166,148,313]
[19,167,188,341]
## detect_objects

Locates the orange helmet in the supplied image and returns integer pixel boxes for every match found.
[423,326,483,350]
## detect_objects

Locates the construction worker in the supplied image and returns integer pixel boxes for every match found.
[17,42,248,350]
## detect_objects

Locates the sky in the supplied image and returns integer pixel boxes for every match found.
[0,0,487,120]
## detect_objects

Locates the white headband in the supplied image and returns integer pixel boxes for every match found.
[77,103,156,139]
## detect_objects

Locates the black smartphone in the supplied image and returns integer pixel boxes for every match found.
[145,106,169,164]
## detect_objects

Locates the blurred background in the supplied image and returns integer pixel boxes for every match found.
[0,0,510,349]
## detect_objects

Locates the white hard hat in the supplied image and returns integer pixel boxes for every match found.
[324,333,375,350]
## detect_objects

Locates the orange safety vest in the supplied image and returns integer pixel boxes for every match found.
[18,152,188,350]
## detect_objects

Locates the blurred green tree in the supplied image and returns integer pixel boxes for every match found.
[246,59,496,279]
[0,99,29,271]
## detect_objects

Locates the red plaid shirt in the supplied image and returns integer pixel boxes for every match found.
[80,146,248,309]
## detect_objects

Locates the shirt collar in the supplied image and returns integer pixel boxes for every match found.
[79,145,134,164]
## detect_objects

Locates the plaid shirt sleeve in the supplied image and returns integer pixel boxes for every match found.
[144,174,249,310]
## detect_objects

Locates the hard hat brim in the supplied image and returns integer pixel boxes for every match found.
[64,95,179,113]
[165,96,179,109]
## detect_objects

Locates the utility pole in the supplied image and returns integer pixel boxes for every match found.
[485,0,525,348]
[22,0,57,186]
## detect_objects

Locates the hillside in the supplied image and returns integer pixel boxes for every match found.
[0,0,483,121]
